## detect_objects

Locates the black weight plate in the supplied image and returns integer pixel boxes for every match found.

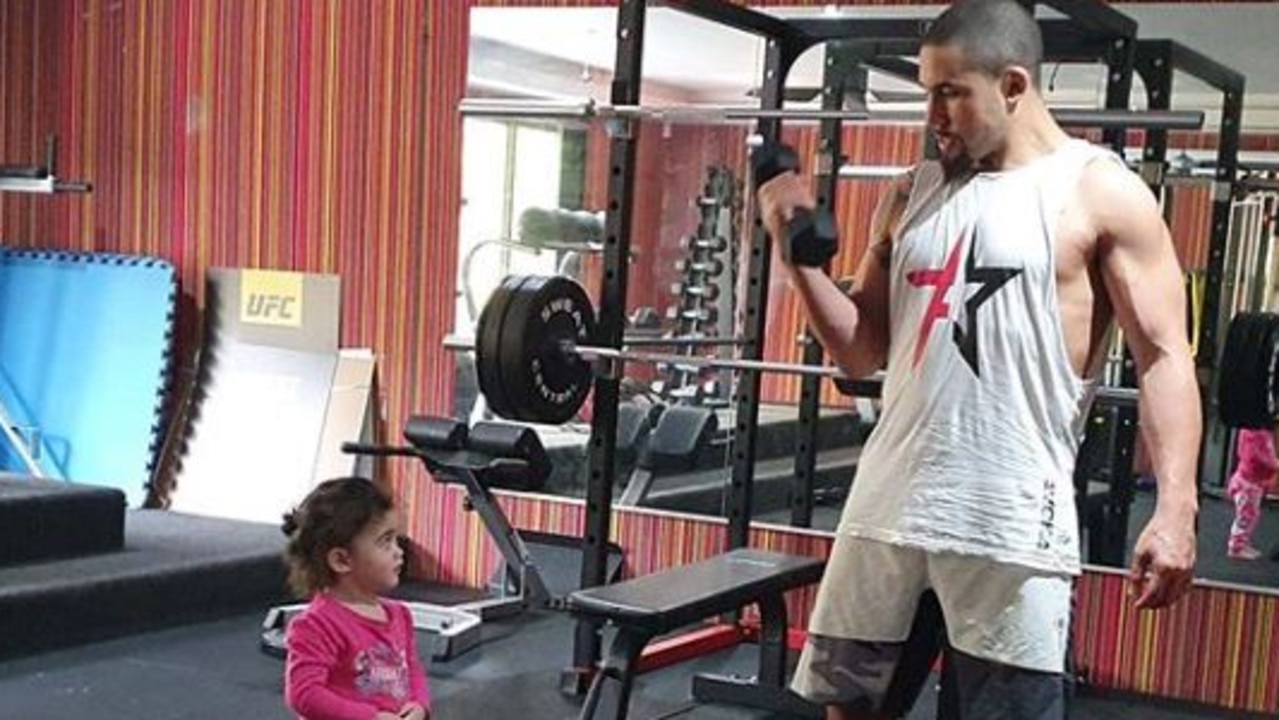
[476,275,526,420]
[495,274,551,422]
[1239,311,1274,427]
[499,275,596,424]
[1218,312,1256,427]
[475,276,513,419]
[1220,312,1277,428]
[1258,313,1279,422]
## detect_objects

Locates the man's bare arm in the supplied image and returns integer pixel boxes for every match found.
[758,171,910,378]
[1090,160,1200,609]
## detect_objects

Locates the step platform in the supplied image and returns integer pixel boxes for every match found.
[0,508,288,660]
[0,474,125,567]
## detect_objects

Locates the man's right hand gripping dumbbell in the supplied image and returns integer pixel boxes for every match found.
[751,140,839,267]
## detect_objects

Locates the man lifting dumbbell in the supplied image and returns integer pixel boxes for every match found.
[754,2,1200,719]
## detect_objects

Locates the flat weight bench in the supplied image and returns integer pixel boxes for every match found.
[567,547,825,720]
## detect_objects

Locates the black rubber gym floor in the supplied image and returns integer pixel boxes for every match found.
[0,609,1267,719]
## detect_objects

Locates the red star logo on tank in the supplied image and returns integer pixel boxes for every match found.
[906,234,966,369]
[906,229,1022,376]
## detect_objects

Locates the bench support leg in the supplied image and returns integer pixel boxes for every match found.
[578,629,650,720]
[757,592,788,686]
[691,593,823,717]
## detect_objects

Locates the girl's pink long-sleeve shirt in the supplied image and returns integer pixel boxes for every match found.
[285,593,431,720]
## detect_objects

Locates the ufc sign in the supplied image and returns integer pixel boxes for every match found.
[244,294,297,321]
[240,270,304,327]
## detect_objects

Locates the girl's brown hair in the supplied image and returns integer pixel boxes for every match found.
[282,477,394,598]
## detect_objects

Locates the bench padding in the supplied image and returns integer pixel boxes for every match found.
[567,548,824,631]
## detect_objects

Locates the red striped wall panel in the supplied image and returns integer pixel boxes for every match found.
[0,0,44,240]
[1074,570,1279,712]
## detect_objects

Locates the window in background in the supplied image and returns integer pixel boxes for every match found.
[457,119,576,331]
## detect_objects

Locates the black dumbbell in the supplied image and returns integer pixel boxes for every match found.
[665,305,718,323]
[678,235,728,253]
[674,258,725,277]
[670,282,720,302]
[628,306,661,329]
[750,140,839,267]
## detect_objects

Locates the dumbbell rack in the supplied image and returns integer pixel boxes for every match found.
[661,165,739,405]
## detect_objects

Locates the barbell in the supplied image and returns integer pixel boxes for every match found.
[447,274,1141,424]
[450,274,846,423]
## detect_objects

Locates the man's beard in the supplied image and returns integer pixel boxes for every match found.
[940,152,973,180]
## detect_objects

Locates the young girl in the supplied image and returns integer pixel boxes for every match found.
[283,477,431,720]
[1227,427,1277,560]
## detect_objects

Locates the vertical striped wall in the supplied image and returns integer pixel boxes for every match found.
[0,0,467,564]
[0,0,43,240]
[1074,570,1279,713]
[4,0,1279,713]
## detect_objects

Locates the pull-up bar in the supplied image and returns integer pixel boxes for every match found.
[459,98,1204,132]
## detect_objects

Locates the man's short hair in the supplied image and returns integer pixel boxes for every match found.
[924,0,1043,87]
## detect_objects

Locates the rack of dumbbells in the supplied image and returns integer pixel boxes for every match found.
[660,165,739,406]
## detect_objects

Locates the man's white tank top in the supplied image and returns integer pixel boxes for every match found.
[841,139,1120,575]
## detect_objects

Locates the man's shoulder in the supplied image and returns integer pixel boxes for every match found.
[1076,151,1152,211]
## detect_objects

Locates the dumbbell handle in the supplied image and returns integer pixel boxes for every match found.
[750,140,839,267]
[671,282,720,300]
[675,258,725,275]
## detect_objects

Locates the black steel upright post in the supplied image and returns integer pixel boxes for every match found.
[727,34,797,551]
[1095,24,1140,541]
[566,0,646,693]
[1135,42,1173,197]
[1101,34,1136,153]
[1198,62,1245,490]
[790,45,858,528]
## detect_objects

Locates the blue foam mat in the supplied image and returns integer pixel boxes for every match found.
[0,250,176,504]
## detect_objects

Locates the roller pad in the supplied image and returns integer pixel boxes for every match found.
[642,405,717,473]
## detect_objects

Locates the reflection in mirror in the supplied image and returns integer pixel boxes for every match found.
[455,3,1279,595]
[456,7,775,514]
